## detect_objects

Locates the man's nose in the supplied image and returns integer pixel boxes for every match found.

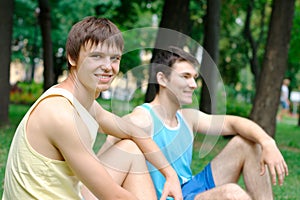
[101,56,112,70]
[189,78,197,89]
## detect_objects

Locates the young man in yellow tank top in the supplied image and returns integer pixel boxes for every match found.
[3,17,182,200]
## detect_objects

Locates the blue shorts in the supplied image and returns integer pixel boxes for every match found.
[281,101,289,109]
[181,163,215,200]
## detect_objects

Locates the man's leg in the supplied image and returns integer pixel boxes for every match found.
[194,183,252,200]
[210,135,273,200]
[181,163,251,200]
[82,139,156,200]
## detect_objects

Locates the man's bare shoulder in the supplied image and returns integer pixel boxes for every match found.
[31,95,93,147]
[124,106,152,131]
[26,95,83,160]
[181,108,209,118]
[32,96,76,127]
[180,108,210,131]
[181,108,200,119]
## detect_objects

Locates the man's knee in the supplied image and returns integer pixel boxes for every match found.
[115,139,143,155]
[230,135,259,154]
[98,139,148,173]
[222,183,252,200]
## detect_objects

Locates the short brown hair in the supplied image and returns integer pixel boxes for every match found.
[146,46,199,102]
[66,16,124,69]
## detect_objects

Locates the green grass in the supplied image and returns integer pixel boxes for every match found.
[0,104,30,195]
[1,104,299,199]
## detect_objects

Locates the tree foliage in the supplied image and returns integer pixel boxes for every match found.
[10,0,300,86]
[4,0,300,130]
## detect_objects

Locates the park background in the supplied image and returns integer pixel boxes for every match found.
[0,0,300,199]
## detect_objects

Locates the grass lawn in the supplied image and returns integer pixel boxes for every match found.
[1,103,299,199]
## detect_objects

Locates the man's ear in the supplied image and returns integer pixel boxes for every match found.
[157,72,168,87]
[67,55,76,67]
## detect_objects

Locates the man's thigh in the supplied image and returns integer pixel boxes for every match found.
[210,135,255,186]
[98,139,147,184]
[194,183,252,200]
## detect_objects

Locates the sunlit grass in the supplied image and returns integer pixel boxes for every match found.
[1,103,299,199]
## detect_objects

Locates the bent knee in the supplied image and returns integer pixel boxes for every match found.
[223,183,252,200]
[115,139,143,155]
[230,135,259,153]
[230,135,251,146]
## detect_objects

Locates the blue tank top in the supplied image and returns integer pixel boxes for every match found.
[139,103,194,199]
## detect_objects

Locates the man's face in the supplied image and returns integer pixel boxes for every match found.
[76,42,122,94]
[166,61,198,105]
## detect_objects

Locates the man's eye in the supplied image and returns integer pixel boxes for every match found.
[91,54,102,58]
[111,56,121,62]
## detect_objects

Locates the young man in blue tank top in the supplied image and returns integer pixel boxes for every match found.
[103,46,288,200]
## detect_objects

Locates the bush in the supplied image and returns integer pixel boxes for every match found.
[226,97,252,117]
[10,82,43,105]
[223,85,253,117]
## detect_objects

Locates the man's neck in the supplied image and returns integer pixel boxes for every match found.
[59,75,95,110]
[150,95,180,127]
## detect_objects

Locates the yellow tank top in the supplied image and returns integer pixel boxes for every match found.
[2,87,99,200]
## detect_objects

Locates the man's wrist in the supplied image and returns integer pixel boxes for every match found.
[163,166,178,180]
[261,138,276,149]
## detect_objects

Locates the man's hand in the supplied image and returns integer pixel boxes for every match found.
[260,140,289,186]
[160,171,183,200]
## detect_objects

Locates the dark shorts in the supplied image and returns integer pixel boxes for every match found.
[281,101,289,109]
[181,163,215,200]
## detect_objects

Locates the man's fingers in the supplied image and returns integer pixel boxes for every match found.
[268,164,277,185]
[276,164,285,186]
[174,195,183,200]
[260,161,266,176]
[159,190,168,200]
[283,161,289,176]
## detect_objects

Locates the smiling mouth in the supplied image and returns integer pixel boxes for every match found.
[184,91,194,95]
[183,92,194,98]
[95,74,113,82]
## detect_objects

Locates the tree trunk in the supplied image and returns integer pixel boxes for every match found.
[250,0,295,137]
[145,0,191,102]
[243,0,267,90]
[38,0,55,91]
[0,0,14,126]
[199,0,221,114]
[298,106,300,126]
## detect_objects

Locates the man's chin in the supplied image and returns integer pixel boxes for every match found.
[180,100,193,106]
[95,86,108,98]
[97,84,110,91]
